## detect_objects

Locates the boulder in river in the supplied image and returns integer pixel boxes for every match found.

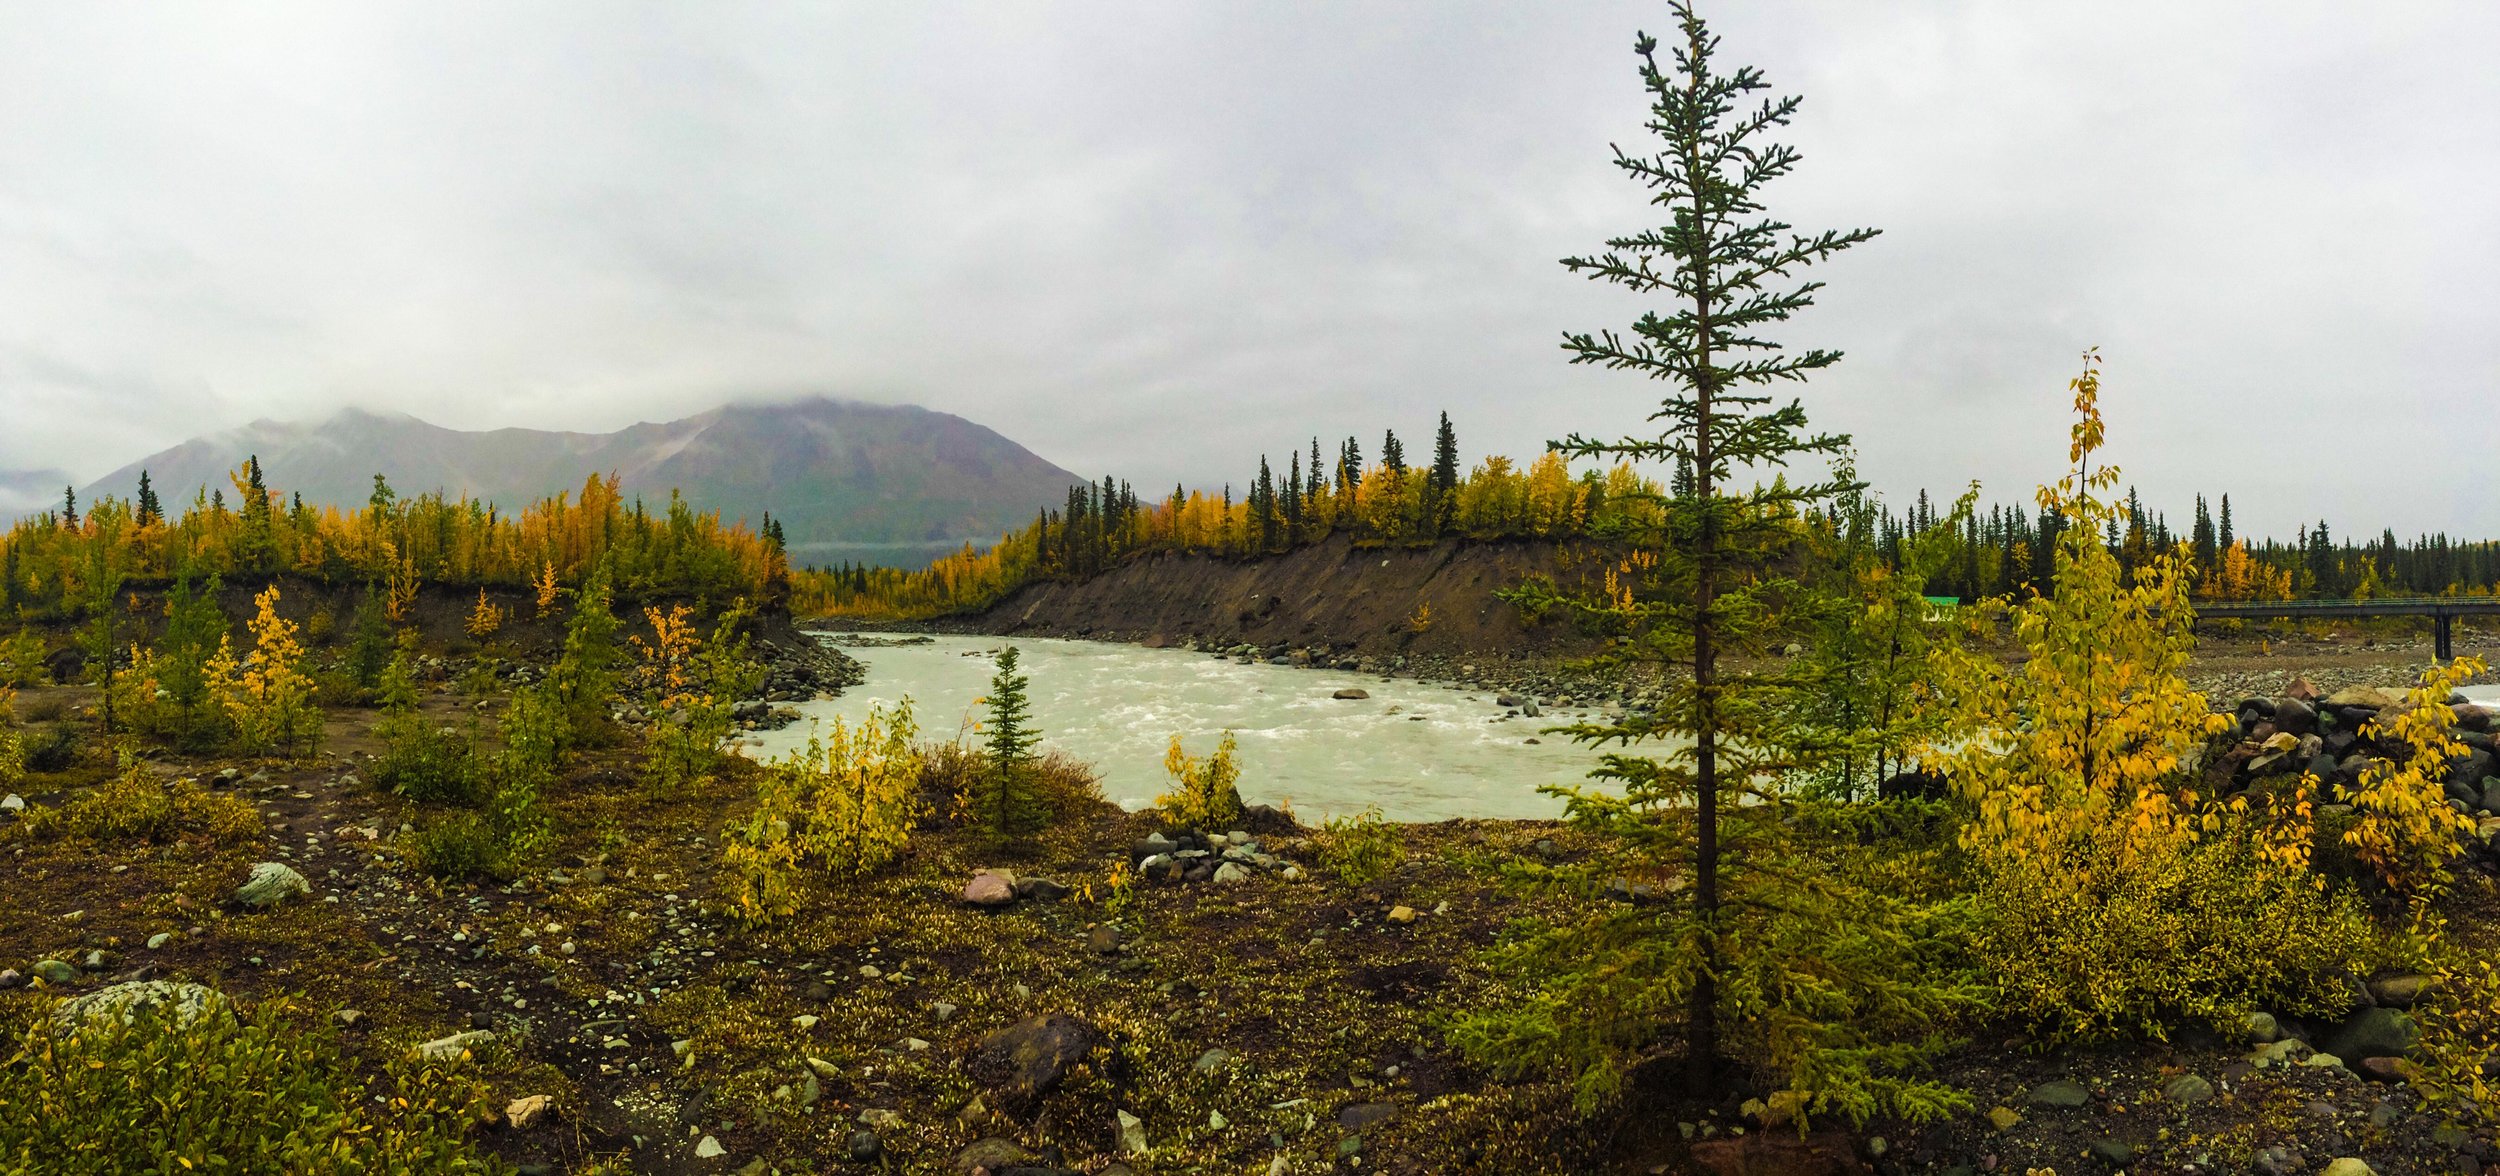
[1332,688,1370,700]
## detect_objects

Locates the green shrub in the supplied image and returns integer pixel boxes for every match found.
[401,812,511,881]
[1976,823,2378,1041]
[345,585,392,692]
[1319,806,1404,886]
[19,725,77,773]
[372,715,482,807]
[0,629,44,688]
[0,993,505,1173]
[480,685,562,867]
[724,701,925,925]
[12,768,261,846]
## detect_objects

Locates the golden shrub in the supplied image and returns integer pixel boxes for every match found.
[2340,657,2487,896]
[1155,731,1243,832]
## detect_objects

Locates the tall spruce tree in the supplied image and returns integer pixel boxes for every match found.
[1456,6,1969,1116]
[135,470,162,527]
[1429,411,1461,533]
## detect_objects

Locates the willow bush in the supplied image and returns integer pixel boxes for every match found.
[1927,356,2376,1042]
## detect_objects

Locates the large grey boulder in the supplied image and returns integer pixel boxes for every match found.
[235,861,310,908]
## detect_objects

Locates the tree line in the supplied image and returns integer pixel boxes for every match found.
[1,463,791,624]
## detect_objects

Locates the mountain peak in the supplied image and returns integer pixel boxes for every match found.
[85,401,1083,567]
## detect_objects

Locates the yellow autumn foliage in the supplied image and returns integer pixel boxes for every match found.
[1156,731,1244,832]
[464,590,505,639]
[203,587,321,756]
[2340,656,2488,896]
[1927,354,2372,1040]
[722,700,924,926]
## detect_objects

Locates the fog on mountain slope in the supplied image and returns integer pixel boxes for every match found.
[81,399,1087,568]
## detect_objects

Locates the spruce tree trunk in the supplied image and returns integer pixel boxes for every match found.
[1685,100,1722,1093]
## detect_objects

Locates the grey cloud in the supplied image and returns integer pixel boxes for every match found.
[1,1,2492,539]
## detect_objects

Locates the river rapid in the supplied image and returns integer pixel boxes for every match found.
[741,634,1626,822]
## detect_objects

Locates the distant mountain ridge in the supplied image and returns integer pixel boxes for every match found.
[83,399,1086,567]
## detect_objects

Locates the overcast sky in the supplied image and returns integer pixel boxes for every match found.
[2,2,2494,538]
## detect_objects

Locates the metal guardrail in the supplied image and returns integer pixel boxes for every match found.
[2189,596,2500,660]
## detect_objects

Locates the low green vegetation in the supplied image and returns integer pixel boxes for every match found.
[7,762,261,847]
[0,993,506,1174]
[1317,806,1402,886]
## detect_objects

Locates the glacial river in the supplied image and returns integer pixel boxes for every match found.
[740,634,1618,822]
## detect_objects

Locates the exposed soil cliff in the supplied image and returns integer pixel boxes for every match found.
[963,533,1604,658]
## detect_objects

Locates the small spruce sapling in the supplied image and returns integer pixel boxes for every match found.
[977,646,1046,837]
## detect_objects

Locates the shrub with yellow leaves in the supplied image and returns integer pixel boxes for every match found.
[633,601,763,796]
[721,700,923,926]
[1155,731,1243,832]
[2339,656,2488,896]
[203,587,321,756]
[1927,354,2372,1041]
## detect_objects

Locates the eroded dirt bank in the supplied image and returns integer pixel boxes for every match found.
[960,534,1601,660]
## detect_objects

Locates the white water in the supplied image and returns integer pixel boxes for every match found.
[741,634,1624,822]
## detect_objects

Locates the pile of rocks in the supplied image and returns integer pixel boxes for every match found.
[2209,683,2499,825]
[755,635,865,704]
[1132,830,1304,885]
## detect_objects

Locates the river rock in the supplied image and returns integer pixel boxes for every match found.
[2091,1139,2140,1165]
[2368,973,2431,1008]
[2026,1079,2089,1108]
[0,794,21,814]
[1118,1108,1148,1154]
[2245,1011,2281,1044]
[2273,697,2318,736]
[52,980,226,1029]
[1339,1102,1398,1129]
[29,960,77,985]
[506,1094,552,1129]
[235,861,310,908]
[954,1137,1033,1173]
[693,1135,725,1159]
[2325,686,2403,711]
[1211,862,1249,884]
[2165,1074,2214,1105]
[1014,877,1072,902]
[2322,1160,2376,1176]
[1332,688,1370,700]
[968,1013,1098,1112]
[2325,1007,2417,1061]
[962,872,1016,908]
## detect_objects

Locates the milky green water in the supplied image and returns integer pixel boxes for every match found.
[739,634,1623,822]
